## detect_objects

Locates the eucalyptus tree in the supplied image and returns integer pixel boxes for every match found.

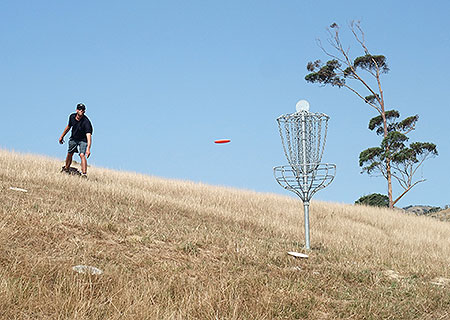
[360,111,437,206]
[305,21,437,208]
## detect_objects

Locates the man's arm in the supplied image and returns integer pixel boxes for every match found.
[85,133,92,158]
[59,125,70,144]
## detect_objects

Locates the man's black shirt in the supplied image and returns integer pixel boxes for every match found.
[68,113,93,142]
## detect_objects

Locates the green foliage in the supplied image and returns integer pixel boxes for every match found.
[343,67,353,77]
[360,111,438,178]
[353,55,389,73]
[410,142,438,156]
[305,54,389,88]
[368,110,401,135]
[364,94,379,105]
[382,131,409,155]
[305,59,345,87]
[355,193,389,207]
[367,110,418,136]
[397,115,419,132]
[359,147,383,173]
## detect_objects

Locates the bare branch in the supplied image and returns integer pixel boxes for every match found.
[342,84,381,113]
[392,179,425,206]
[409,152,433,180]
[390,166,409,190]
[350,21,369,54]
[316,38,346,64]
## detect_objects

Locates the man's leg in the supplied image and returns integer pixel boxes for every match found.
[65,152,74,170]
[78,141,88,175]
[80,153,87,174]
[65,139,78,171]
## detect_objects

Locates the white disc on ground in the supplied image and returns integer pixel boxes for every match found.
[9,187,28,192]
[287,251,309,259]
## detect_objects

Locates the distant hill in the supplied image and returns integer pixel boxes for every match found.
[403,205,435,215]
[429,208,450,221]
[1,149,449,319]
[403,205,450,221]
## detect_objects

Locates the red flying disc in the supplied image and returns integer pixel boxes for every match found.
[214,139,231,144]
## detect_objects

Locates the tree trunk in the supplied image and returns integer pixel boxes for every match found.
[379,95,394,208]
[386,159,393,208]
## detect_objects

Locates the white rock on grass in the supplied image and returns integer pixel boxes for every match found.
[430,277,450,286]
[383,270,404,280]
[72,265,103,275]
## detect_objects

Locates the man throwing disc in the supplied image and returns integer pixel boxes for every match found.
[59,103,93,178]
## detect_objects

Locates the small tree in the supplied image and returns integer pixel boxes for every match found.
[355,193,389,207]
[305,21,437,208]
[359,111,438,206]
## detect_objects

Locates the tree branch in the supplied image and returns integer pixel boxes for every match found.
[342,84,381,113]
[392,179,425,206]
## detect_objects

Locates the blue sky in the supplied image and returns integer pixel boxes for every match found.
[1,1,449,208]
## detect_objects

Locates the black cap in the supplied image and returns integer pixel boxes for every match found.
[76,103,86,111]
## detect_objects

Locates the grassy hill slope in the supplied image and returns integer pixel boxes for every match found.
[0,149,449,319]
[430,208,450,222]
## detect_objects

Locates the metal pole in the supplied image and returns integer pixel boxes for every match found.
[301,113,311,250]
[303,201,310,250]
[301,113,308,170]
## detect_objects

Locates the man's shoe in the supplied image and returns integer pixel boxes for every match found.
[61,166,69,173]
[81,173,88,179]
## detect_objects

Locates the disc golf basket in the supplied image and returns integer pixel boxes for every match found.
[274,100,335,250]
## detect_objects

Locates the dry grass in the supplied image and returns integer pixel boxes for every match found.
[0,149,449,319]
